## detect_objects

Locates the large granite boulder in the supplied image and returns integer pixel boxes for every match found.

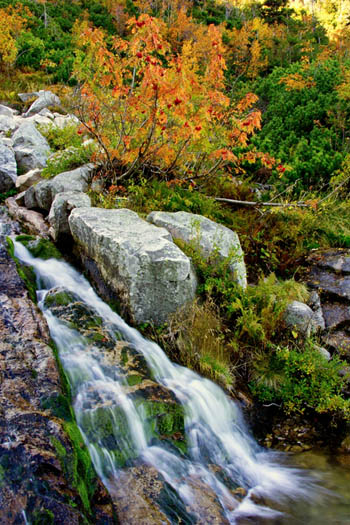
[24,90,60,117]
[69,208,198,324]
[0,104,15,118]
[0,143,17,192]
[147,210,247,288]
[12,122,50,172]
[32,164,94,211]
[48,191,91,240]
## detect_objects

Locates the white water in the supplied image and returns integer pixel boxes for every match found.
[14,240,323,523]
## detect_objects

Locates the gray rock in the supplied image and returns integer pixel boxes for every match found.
[0,143,17,192]
[24,184,38,209]
[33,164,95,211]
[24,90,60,116]
[0,104,14,117]
[33,179,52,210]
[315,345,331,361]
[0,115,17,133]
[48,191,91,240]
[53,114,79,128]
[308,291,325,331]
[12,122,50,172]
[38,108,54,119]
[18,91,40,102]
[1,137,13,147]
[69,208,198,324]
[284,300,324,337]
[15,168,42,192]
[147,210,247,288]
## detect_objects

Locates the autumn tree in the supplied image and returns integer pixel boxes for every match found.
[0,5,31,69]
[72,14,263,185]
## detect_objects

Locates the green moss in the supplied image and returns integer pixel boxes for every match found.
[137,399,186,450]
[32,508,54,525]
[6,237,37,302]
[16,236,63,260]
[44,290,75,308]
[0,465,5,488]
[126,374,143,386]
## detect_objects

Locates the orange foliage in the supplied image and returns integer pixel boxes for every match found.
[0,5,31,67]
[73,14,262,182]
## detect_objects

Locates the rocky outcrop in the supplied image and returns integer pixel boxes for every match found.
[0,210,116,524]
[69,208,198,324]
[12,122,50,172]
[0,143,17,192]
[147,210,247,288]
[48,191,91,241]
[308,249,350,358]
[33,164,95,211]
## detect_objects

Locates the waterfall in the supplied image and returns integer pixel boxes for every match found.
[14,240,323,523]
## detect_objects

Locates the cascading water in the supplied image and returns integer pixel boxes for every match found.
[13,239,327,523]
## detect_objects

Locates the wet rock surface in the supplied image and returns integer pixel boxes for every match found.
[307,249,350,359]
[0,210,117,524]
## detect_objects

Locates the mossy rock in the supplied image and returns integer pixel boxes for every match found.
[44,288,76,308]
[16,234,63,260]
[6,236,37,302]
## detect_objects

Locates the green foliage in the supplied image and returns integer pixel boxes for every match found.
[252,58,349,191]
[250,341,350,419]
[0,187,17,203]
[38,123,95,178]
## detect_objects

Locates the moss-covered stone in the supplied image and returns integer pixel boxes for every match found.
[16,234,63,260]
[6,236,37,302]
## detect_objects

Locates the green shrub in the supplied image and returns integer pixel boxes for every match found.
[250,341,350,419]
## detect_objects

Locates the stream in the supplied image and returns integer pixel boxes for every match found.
[12,237,350,524]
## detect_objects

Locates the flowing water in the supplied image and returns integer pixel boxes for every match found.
[13,239,349,523]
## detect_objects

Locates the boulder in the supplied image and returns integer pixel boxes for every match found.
[0,104,15,117]
[12,122,50,172]
[0,143,17,192]
[24,90,60,116]
[6,197,50,238]
[147,210,247,288]
[48,191,91,240]
[53,114,80,128]
[15,168,42,192]
[284,300,324,338]
[0,114,17,133]
[69,208,198,324]
[34,164,95,211]
[24,184,39,209]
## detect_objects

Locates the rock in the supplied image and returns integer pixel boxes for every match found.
[284,300,323,337]
[48,191,91,241]
[315,345,331,361]
[0,143,17,192]
[24,184,39,209]
[0,218,116,524]
[14,191,26,207]
[0,104,14,118]
[0,137,13,148]
[0,115,17,133]
[53,114,79,128]
[12,122,50,172]
[324,331,350,359]
[24,90,60,116]
[322,302,350,331]
[5,197,50,238]
[15,168,42,192]
[18,91,40,102]
[307,291,325,331]
[147,210,247,288]
[69,208,198,324]
[34,164,95,211]
[38,108,54,119]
